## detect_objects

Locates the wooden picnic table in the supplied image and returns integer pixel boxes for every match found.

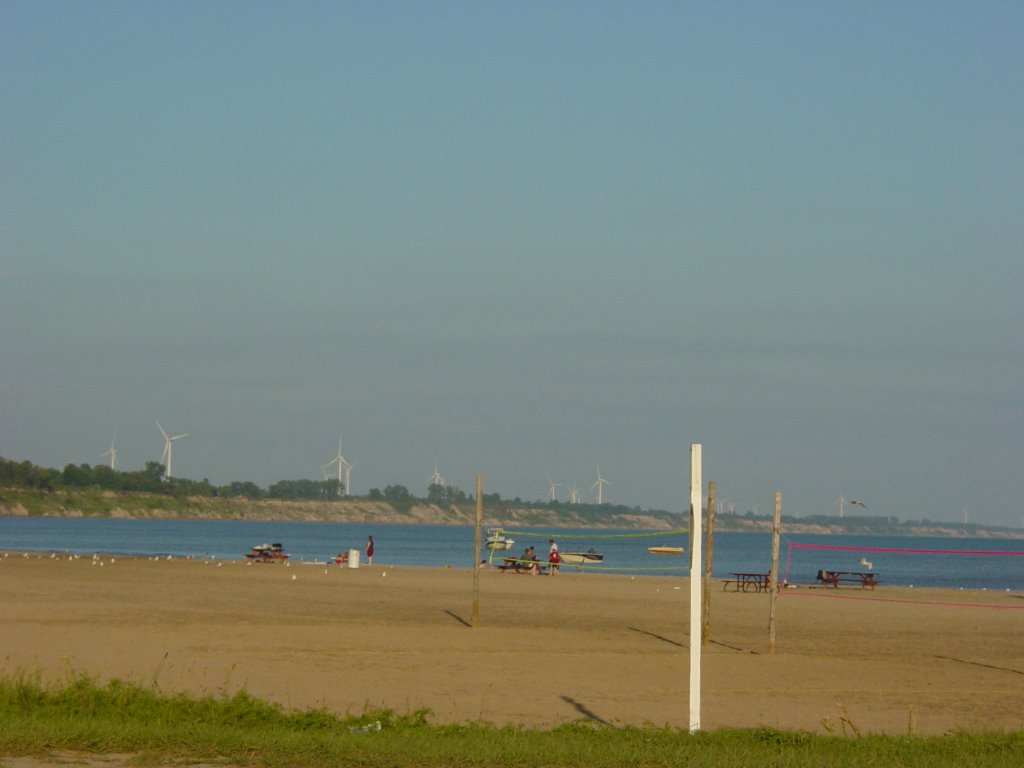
[498,557,546,574]
[723,572,770,592]
[816,570,878,589]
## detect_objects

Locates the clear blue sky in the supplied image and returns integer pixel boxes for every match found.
[2,2,1021,525]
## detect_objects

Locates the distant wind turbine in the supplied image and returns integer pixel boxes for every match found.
[568,483,581,504]
[325,436,354,496]
[546,474,561,502]
[156,421,188,480]
[99,433,118,471]
[591,465,610,505]
[428,460,445,488]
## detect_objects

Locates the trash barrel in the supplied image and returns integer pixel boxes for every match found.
[347,548,360,568]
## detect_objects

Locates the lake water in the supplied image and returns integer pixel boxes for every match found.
[1,516,1021,591]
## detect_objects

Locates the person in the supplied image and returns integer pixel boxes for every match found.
[548,538,560,574]
[520,545,539,574]
[365,535,374,565]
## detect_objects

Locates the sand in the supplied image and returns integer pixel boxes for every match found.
[1,552,1021,735]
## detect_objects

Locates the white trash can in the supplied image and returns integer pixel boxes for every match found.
[347,548,360,568]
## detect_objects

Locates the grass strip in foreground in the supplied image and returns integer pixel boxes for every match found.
[0,673,1021,768]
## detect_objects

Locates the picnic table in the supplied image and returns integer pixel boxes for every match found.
[816,570,878,589]
[498,557,546,574]
[722,572,771,592]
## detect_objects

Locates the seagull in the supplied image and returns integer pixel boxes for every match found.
[850,500,867,509]
[859,557,873,570]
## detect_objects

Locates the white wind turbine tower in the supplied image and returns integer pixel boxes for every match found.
[156,421,188,480]
[325,437,354,496]
[427,460,445,488]
[568,483,581,504]
[546,474,561,502]
[591,465,610,505]
[100,434,118,471]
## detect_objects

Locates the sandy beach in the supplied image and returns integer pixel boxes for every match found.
[1,552,1021,735]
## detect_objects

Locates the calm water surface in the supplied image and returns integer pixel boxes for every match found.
[1,517,1021,591]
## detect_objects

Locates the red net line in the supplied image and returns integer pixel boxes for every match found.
[787,542,1024,556]
[782,542,1024,584]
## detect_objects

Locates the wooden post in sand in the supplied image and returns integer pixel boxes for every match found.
[701,481,716,646]
[471,474,483,627]
[768,490,782,652]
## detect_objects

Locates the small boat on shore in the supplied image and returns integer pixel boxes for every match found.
[245,543,289,562]
[485,528,515,550]
[559,549,604,566]
[647,546,685,555]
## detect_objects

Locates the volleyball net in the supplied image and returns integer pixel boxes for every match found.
[486,527,691,573]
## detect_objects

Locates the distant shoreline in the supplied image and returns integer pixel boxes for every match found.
[1,487,1021,538]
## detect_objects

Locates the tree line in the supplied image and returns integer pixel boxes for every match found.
[0,455,659,516]
[0,456,567,509]
[0,456,344,500]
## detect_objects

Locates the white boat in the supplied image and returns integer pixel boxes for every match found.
[559,549,604,566]
[647,546,685,555]
[485,529,514,550]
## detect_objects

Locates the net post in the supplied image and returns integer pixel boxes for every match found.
[689,444,703,732]
[768,490,781,652]
[471,474,482,627]
[701,480,716,646]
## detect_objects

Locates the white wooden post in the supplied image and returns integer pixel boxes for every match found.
[689,444,703,732]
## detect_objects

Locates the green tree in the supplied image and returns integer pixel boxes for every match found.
[383,484,411,501]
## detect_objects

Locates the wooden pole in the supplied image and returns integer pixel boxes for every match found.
[701,481,716,646]
[471,474,482,627]
[768,490,782,652]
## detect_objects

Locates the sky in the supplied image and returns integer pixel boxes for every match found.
[2,2,1021,526]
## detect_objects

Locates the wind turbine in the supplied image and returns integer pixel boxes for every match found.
[325,436,354,496]
[591,465,610,504]
[427,460,445,488]
[568,483,581,504]
[156,421,188,480]
[99,434,118,471]
[546,474,561,502]
[834,493,846,518]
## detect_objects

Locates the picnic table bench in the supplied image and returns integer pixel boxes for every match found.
[816,570,878,589]
[722,572,771,593]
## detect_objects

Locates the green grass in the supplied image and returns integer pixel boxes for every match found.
[0,673,1021,768]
